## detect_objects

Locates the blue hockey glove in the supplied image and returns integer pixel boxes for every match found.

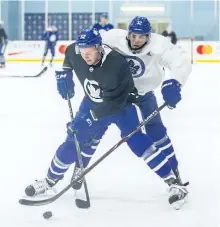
[67,110,99,137]
[55,70,75,100]
[161,79,181,109]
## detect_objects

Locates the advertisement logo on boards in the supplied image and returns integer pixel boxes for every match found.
[196,45,213,55]
[58,45,67,54]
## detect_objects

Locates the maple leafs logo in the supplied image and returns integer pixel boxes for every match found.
[84,78,103,103]
[80,34,86,39]
[125,56,145,78]
[87,82,101,98]
[93,29,98,35]
[128,60,140,75]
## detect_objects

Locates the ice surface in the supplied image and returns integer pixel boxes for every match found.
[0,63,219,227]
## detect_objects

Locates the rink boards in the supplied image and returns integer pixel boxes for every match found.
[5,40,220,63]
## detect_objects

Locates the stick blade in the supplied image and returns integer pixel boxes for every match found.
[0,66,48,78]
[18,195,55,206]
[75,199,90,209]
[19,198,41,206]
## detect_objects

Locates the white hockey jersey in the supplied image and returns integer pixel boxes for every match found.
[102,29,192,95]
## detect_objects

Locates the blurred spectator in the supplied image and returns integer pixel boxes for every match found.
[92,14,114,35]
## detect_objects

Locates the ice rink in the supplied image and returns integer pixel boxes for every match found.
[0,63,219,227]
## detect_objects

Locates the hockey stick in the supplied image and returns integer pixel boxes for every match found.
[0,66,48,78]
[66,94,91,209]
[19,103,167,206]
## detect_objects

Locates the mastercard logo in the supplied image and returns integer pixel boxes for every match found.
[59,45,67,54]
[197,45,212,55]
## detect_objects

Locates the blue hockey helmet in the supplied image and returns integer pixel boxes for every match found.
[128,16,152,35]
[76,28,102,48]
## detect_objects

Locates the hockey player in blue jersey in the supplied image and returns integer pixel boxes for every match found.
[24,28,188,209]
[92,14,114,35]
[0,20,8,68]
[42,25,58,67]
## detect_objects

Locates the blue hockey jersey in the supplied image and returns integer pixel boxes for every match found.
[43,30,58,47]
[92,23,114,33]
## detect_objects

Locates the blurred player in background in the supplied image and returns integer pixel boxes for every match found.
[0,20,8,68]
[42,25,58,67]
[92,14,114,35]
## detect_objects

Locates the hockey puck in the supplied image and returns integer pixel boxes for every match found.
[43,211,52,219]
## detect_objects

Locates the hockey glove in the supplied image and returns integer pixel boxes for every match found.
[55,70,75,100]
[161,79,181,109]
[67,110,98,136]
[127,87,140,105]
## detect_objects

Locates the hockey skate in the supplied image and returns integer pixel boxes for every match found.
[173,168,189,186]
[71,164,84,190]
[166,177,188,210]
[25,178,57,197]
[173,168,183,184]
[0,56,5,68]
[0,61,5,68]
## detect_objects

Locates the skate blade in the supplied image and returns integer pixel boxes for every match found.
[171,195,188,210]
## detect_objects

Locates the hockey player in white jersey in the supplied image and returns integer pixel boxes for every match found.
[70,16,191,209]
[103,16,192,205]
